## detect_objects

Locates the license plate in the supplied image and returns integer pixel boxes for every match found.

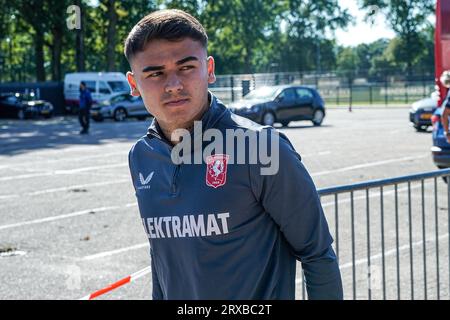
[420,114,432,120]
[91,111,99,116]
[41,110,49,114]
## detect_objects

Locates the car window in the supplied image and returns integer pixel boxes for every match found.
[108,81,129,93]
[99,81,111,94]
[279,88,297,101]
[244,86,280,100]
[82,81,96,93]
[296,88,314,100]
[110,94,128,103]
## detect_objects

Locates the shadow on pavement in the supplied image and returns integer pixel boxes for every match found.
[0,116,331,156]
[0,116,151,156]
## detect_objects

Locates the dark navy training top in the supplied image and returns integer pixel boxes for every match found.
[128,93,343,300]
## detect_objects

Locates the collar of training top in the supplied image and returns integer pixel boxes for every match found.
[146,91,228,142]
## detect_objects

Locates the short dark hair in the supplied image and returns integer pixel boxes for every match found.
[124,9,208,63]
[80,81,86,86]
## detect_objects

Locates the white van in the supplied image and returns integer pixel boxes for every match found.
[64,72,130,113]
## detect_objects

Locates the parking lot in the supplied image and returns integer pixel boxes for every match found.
[0,106,448,300]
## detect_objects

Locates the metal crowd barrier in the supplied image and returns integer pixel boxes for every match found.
[299,168,450,300]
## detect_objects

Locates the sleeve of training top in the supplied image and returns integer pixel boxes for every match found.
[128,147,164,300]
[249,129,343,300]
[150,249,164,300]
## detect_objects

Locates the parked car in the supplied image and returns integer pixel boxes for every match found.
[431,107,450,182]
[228,85,326,127]
[0,93,54,120]
[64,72,129,114]
[409,96,438,131]
[90,93,151,122]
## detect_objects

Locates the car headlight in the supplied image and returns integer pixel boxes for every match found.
[251,105,260,112]
[238,105,252,112]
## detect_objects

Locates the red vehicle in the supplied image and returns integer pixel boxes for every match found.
[435,0,450,105]
[431,0,450,174]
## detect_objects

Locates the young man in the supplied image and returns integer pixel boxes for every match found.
[125,9,342,300]
[78,81,92,134]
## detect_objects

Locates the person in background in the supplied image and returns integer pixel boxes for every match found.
[439,71,450,142]
[79,81,92,134]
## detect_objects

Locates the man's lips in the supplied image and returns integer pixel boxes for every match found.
[164,98,190,107]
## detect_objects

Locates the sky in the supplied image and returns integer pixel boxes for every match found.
[334,0,396,47]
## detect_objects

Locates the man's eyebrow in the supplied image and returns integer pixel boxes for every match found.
[142,65,164,73]
[176,56,199,65]
[141,56,199,73]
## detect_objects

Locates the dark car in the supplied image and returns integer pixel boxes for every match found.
[409,96,438,131]
[228,85,325,127]
[90,93,151,122]
[0,93,54,120]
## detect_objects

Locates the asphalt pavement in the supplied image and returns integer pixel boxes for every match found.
[0,107,448,300]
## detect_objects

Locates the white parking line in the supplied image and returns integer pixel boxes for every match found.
[1,143,129,157]
[0,179,130,201]
[0,151,127,170]
[0,163,127,182]
[320,184,423,208]
[295,232,449,285]
[53,163,127,174]
[301,151,332,158]
[311,154,429,177]
[80,242,148,261]
[338,232,450,271]
[0,203,137,231]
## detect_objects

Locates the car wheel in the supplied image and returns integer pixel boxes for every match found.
[312,109,324,126]
[113,107,127,122]
[262,112,275,126]
[17,109,25,120]
[281,121,290,127]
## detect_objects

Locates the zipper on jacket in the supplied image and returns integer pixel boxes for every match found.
[170,164,181,196]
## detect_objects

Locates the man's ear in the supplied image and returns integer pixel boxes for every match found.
[207,56,216,85]
[126,71,141,97]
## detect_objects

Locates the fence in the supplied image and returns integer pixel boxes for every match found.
[209,70,436,107]
[297,168,450,300]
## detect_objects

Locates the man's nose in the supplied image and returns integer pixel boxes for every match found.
[165,74,183,94]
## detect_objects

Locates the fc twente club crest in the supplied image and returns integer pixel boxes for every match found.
[205,154,229,188]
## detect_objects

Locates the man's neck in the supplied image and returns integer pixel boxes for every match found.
[159,99,210,145]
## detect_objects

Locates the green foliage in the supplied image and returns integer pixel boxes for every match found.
[0,0,436,82]
[359,0,435,74]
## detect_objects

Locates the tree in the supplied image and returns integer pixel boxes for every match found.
[17,0,47,81]
[275,0,352,73]
[45,0,70,81]
[203,0,285,74]
[75,0,86,72]
[359,0,435,75]
[336,47,359,81]
[105,0,118,71]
